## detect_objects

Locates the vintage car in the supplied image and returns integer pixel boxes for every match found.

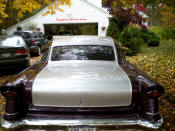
[0,36,164,130]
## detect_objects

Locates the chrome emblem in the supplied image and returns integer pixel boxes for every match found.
[80,97,85,106]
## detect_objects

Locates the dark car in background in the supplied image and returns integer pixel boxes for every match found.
[0,35,30,70]
[13,30,49,56]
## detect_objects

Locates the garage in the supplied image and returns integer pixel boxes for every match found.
[5,0,112,36]
[44,23,98,36]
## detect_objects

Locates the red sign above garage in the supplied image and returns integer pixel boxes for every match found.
[56,18,87,22]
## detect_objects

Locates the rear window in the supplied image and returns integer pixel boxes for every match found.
[14,32,31,39]
[0,36,25,47]
[51,45,115,61]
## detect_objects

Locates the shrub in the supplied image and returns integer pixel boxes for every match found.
[106,20,120,40]
[119,26,144,56]
[150,26,175,40]
[163,29,175,40]
[141,30,160,46]
[149,26,164,39]
[140,30,152,43]
[147,31,160,46]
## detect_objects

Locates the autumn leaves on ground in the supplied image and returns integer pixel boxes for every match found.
[127,40,175,130]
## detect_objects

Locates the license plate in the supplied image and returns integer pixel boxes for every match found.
[68,126,96,131]
[1,53,10,57]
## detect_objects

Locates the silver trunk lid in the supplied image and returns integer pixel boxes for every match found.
[32,61,132,107]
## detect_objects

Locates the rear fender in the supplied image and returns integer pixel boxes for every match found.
[136,76,164,123]
[0,63,47,121]
[0,81,26,121]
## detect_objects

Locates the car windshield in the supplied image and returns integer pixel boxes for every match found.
[0,36,25,47]
[51,45,115,61]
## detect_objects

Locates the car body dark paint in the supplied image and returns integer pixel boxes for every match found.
[0,40,164,125]
[13,31,49,55]
[1,62,47,120]
[0,35,30,69]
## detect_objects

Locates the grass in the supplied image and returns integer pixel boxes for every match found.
[127,40,175,103]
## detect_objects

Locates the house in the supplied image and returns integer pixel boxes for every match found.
[5,0,112,36]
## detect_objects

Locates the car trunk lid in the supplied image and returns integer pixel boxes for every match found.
[0,47,27,60]
[32,61,132,107]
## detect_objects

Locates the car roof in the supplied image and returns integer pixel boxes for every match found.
[15,30,40,32]
[14,30,41,34]
[52,36,115,47]
[0,35,23,39]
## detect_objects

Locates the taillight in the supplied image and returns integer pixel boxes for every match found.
[147,91,160,97]
[32,40,35,45]
[5,91,17,97]
[15,49,27,55]
[5,91,18,120]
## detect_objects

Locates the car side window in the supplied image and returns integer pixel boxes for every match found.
[14,32,31,39]
[36,33,45,39]
[34,35,38,38]
[24,33,31,39]
[114,41,126,63]
[40,33,45,38]
[33,32,40,38]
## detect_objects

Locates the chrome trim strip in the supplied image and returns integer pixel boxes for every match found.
[145,112,160,116]
[0,117,163,129]
[5,112,18,116]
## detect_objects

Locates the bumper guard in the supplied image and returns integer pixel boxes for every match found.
[0,117,163,130]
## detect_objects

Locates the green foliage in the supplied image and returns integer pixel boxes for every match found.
[150,26,175,40]
[149,26,164,39]
[166,92,175,104]
[148,31,160,46]
[141,30,160,46]
[106,20,120,40]
[140,30,152,43]
[163,29,175,40]
[119,26,144,56]
[118,26,161,56]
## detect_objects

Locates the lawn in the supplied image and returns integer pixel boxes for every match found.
[127,40,175,130]
[127,40,175,99]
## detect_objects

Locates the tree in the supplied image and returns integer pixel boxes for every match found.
[106,19,120,40]
[102,0,175,28]
[0,0,8,23]
[0,0,71,29]
[102,0,146,30]
[160,6,175,29]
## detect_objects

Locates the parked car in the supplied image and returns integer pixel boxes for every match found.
[0,35,30,70]
[13,30,49,56]
[0,36,164,130]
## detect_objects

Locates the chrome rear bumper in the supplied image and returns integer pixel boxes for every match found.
[1,117,163,130]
